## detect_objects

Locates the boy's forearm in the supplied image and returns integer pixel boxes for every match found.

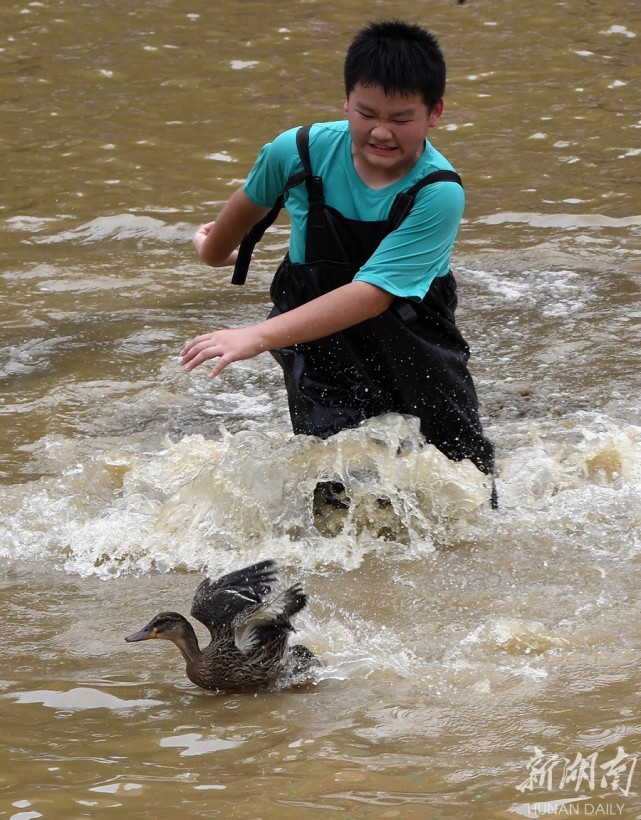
[180,281,394,378]
[257,281,394,349]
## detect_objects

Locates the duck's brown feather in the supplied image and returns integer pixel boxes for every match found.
[190,559,278,636]
[125,560,317,692]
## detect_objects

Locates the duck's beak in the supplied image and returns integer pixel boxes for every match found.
[125,626,157,642]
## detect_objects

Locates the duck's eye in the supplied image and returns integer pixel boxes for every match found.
[155,614,179,629]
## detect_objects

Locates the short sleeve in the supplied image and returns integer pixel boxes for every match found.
[243,128,302,208]
[353,180,465,301]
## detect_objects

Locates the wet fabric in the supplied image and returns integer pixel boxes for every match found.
[242,121,465,298]
[233,127,495,477]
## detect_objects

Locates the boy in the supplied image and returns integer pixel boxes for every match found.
[181,20,495,483]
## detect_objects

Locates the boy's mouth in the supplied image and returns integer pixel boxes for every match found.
[369,143,397,154]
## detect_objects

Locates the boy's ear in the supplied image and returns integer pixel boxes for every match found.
[429,99,445,127]
[343,98,349,113]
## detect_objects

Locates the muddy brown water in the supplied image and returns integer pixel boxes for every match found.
[1,0,640,817]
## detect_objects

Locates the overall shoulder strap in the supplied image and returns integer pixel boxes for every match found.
[295,125,313,174]
[387,169,463,231]
[296,125,326,230]
[231,127,312,285]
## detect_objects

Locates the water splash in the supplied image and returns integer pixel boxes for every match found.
[0,415,491,579]
[1,411,639,586]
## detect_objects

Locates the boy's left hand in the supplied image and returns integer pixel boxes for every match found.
[180,327,267,379]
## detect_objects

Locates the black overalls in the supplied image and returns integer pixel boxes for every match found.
[233,126,495,479]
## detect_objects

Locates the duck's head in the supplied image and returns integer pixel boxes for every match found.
[125,612,192,643]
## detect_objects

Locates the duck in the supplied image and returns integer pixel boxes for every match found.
[125,559,317,692]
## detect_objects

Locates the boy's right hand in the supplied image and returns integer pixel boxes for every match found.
[192,221,215,256]
[193,221,238,266]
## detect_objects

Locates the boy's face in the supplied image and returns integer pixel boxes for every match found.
[344,83,443,187]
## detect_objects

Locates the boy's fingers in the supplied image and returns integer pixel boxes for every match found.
[180,333,216,359]
[208,359,226,379]
[208,349,238,379]
[186,347,218,370]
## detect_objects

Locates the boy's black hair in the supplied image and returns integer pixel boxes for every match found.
[344,20,446,109]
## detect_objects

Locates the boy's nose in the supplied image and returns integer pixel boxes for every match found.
[370,122,394,141]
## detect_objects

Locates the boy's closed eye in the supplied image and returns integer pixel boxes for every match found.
[355,108,416,125]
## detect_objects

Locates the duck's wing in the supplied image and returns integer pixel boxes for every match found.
[190,560,279,638]
[231,583,308,654]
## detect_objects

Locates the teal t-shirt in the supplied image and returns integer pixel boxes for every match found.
[244,120,465,302]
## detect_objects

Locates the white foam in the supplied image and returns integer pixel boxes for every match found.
[2,408,640,588]
[30,214,193,245]
[11,687,161,711]
[0,416,493,579]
